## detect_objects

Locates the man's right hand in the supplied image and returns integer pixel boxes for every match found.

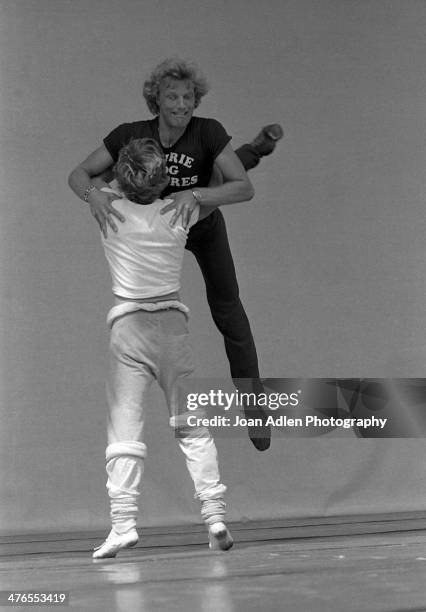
[68,144,125,237]
[87,189,125,238]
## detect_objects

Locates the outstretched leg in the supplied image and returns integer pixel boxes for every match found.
[228,123,285,172]
[235,123,284,169]
[187,210,259,378]
[186,210,271,450]
[184,125,283,451]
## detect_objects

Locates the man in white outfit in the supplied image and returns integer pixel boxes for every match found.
[91,137,233,559]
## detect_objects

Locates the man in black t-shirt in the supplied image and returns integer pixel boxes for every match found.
[103,116,232,196]
[68,58,283,451]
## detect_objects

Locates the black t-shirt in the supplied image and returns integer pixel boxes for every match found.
[103,116,231,197]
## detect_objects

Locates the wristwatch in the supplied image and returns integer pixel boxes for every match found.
[191,189,202,203]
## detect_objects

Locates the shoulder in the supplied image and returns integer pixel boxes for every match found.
[191,116,230,140]
[106,118,157,138]
[104,119,158,159]
[190,117,231,154]
[191,116,226,131]
[125,118,157,130]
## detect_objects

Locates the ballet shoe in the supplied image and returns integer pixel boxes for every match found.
[250,124,284,156]
[243,404,271,451]
[208,522,234,552]
[92,528,139,559]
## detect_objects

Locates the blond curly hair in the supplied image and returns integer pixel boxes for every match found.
[143,57,209,116]
[113,138,170,205]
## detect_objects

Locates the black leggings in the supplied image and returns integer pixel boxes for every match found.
[185,144,261,379]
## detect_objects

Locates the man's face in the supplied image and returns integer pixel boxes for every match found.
[157,78,195,130]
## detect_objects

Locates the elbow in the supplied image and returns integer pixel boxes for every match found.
[68,164,85,192]
[244,179,255,202]
[68,167,77,190]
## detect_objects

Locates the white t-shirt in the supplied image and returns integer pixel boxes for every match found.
[101,182,199,300]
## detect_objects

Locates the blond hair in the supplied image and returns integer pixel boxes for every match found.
[113,138,169,205]
[143,57,209,115]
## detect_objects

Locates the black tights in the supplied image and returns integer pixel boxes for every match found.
[185,143,261,379]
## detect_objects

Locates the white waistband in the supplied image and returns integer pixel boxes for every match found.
[107,300,190,328]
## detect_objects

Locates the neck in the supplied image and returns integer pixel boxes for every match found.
[158,117,187,148]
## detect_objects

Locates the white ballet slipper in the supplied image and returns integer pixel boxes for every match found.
[92,528,139,559]
[208,522,233,552]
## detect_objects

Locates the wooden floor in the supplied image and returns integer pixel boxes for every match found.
[1,518,426,611]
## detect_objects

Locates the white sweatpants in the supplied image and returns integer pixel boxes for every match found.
[104,304,226,534]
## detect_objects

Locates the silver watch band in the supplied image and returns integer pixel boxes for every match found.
[191,189,202,204]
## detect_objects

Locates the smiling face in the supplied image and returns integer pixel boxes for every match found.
[157,78,195,131]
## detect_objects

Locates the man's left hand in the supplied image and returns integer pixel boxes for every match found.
[160,191,198,229]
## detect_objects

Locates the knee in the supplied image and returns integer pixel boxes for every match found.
[211,301,252,337]
[169,417,211,442]
[169,407,207,431]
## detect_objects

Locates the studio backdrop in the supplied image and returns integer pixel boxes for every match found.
[1,0,426,534]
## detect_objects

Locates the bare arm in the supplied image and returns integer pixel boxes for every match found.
[161,143,254,228]
[193,163,225,221]
[194,143,254,206]
[68,144,125,237]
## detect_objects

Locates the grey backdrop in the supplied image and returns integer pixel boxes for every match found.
[1,0,426,534]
